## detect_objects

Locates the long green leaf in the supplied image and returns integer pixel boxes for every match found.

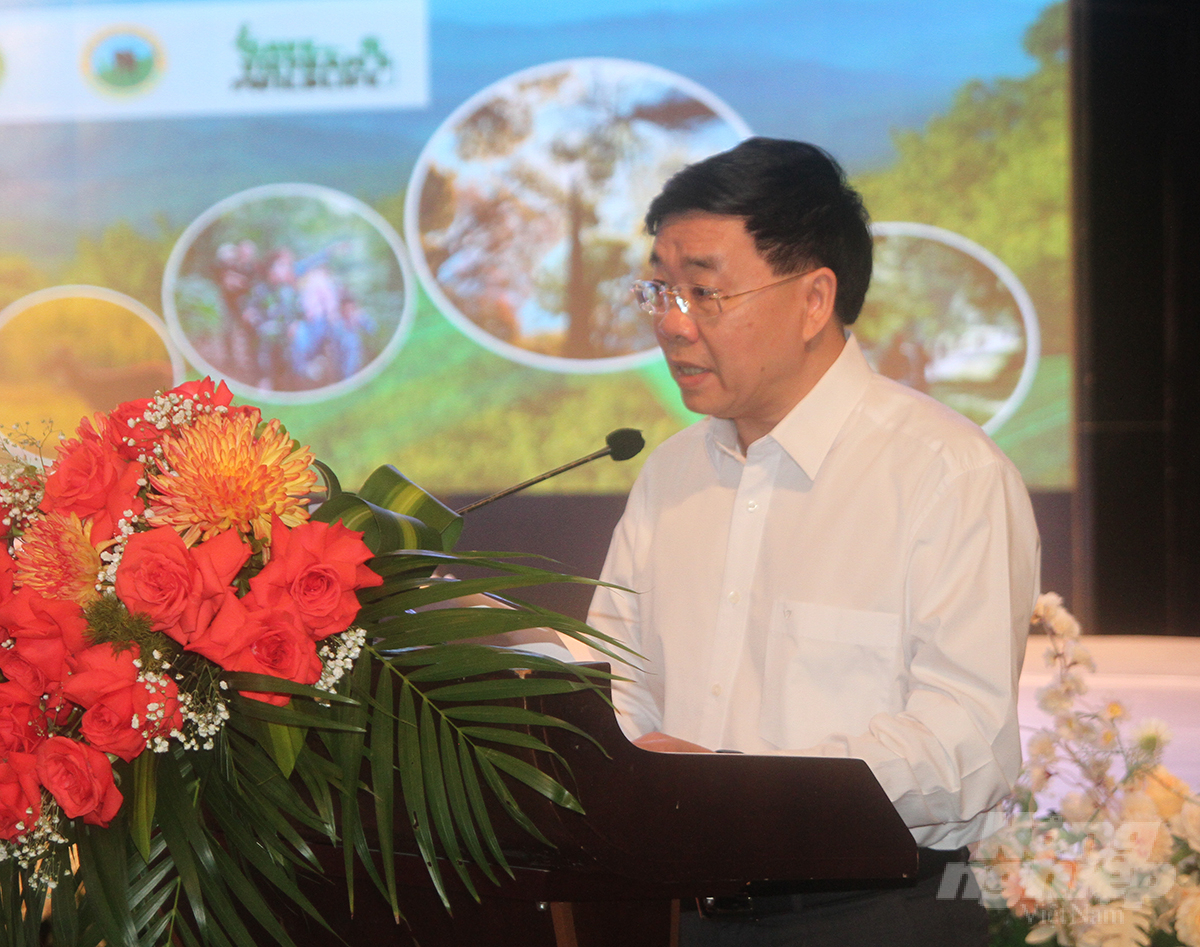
[395,682,449,906]
[474,754,555,848]
[458,727,560,756]
[438,716,500,887]
[478,747,583,813]
[221,673,359,704]
[129,752,157,863]
[398,645,615,683]
[229,695,366,732]
[419,697,476,900]
[207,842,300,947]
[77,824,139,947]
[442,705,597,739]
[154,751,216,940]
[368,666,399,919]
[457,734,512,878]
[358,574,602,621]
[333,654,375,913]
[19,882,46,947]
[421,679,592,702]
[50,856,81,947]
[203,789,326,945]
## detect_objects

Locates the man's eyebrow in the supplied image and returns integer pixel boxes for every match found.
[682,254,719,271]
[646,251,720,271]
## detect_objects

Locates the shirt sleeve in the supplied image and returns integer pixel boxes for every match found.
[795,460,1040,846]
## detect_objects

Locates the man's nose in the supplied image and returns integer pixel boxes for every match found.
[655,298,700,343]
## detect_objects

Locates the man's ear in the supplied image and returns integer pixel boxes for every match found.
[800,267,838,343]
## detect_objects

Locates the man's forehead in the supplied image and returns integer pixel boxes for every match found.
[648,212,752,272]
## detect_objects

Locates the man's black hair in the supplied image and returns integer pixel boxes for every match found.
[645,138,873,324]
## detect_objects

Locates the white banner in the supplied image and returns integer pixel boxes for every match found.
[0,0,428,123]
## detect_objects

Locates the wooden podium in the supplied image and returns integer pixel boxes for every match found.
[285,677,918,947]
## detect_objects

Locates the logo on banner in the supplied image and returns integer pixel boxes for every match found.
[83,26,165,96]
[232,25,394,91]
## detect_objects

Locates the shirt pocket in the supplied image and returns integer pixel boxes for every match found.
[760,600,904,750]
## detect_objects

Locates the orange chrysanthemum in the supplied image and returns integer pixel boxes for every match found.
[147,413,316,546]
[15,511,104,605]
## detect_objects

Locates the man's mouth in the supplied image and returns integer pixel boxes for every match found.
[674,363,708,377]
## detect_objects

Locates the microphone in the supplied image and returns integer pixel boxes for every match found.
[456,428,645,515]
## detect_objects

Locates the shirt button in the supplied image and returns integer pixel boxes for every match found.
[747,500,759,512]
[728,590,741,604]
[711,684,723,697]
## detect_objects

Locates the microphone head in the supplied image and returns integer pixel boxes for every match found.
[606,427,645,462]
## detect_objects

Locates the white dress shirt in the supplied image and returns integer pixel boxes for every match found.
[574,335,1040,848]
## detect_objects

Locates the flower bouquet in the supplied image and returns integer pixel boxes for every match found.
[0,378,623,947]
[973,594,1200,947]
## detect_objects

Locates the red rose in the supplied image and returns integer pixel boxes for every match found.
[104,399,159,462]
[224,612,322,706]
[170,377,234,407]
[63,642,137,707]
[115,527,249,645]
[185,529,250,636]
[187,596,320,705]
[40,436,144,544]
[115,527,196,641]
[80,698,147,761]
[250,518,381,640]
[35,736,123,826]
[0,681,49,753]
[0,590,88,704]
[0,637,71,702]
[0,752,41,840]
[65,643,180,760]
[0,587,89,649]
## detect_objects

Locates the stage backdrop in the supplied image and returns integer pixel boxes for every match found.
[0,0,1071,503]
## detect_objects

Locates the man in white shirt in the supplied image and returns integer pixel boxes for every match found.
[574,138,1040,946]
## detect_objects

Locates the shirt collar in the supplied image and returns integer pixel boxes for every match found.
[704,333,874,480]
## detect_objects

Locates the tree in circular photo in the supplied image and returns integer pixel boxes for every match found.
[406,58,750,372]
[857,222,1040,434]
[164,184,414,403]
[0,286,181,458]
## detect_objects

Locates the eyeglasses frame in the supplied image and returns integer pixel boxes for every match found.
[632,268,816,321]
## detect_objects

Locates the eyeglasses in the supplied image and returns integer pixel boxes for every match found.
[632,270,813,322]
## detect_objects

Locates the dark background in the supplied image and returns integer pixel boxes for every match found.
[450,0,1200,636]
[1073,0,1200,635]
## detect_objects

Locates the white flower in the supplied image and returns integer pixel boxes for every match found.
[1028,730,1058,764]
[1033,592,1064,624]
[1131,719,1172,755]
[1038,682,1074,714]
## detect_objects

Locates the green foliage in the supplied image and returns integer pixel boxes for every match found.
[855,1,1070,356]
[63,218,181,315]
[83,594,157,649]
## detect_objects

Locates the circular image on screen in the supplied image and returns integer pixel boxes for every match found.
[164,183,414,404]
[0,285,182,460]
[405,58,751,373]
[858,222,1040,434]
